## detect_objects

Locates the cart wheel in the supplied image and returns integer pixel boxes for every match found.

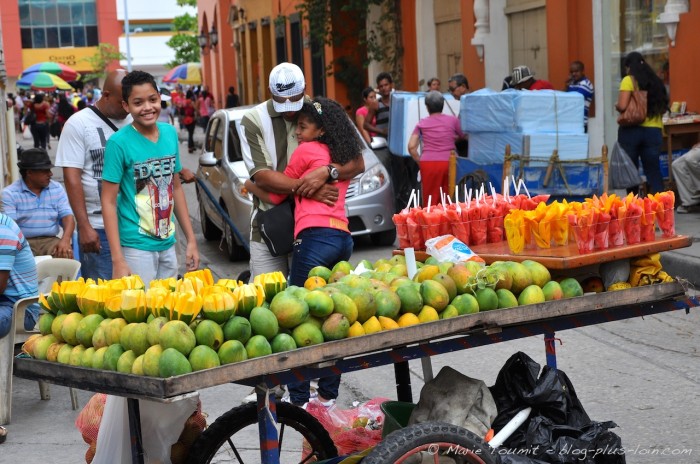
[362,422,500,464]
[187,402,338,464]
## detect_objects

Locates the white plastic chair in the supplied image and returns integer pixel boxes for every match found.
[34,258,82,408]
[0,258,82,424]
[0,295,39,425]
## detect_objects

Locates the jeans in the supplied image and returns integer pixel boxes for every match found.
[31,122,48,149]
[617,125,664,195]
[80,228,113,281]
[122,246,178,286]
[0,299,40,339]
[186,123,196,150]
[289,228,353,287]
[287,227,352,405]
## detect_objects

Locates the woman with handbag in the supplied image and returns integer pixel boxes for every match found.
[29,93,51,150]
[245,97,363,407]
[182,92,197,153]
[615,51,669,195]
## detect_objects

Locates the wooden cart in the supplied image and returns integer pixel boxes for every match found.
[12,241,699,464]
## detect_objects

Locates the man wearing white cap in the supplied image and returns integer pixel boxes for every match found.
[241,63,364,278]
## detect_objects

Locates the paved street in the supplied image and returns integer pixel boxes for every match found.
[2,128,699,463]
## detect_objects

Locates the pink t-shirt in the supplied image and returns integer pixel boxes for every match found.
[268,141,350,238]
[411,113,464,162]
[356,106,376,136]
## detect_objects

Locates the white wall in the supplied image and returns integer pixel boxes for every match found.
[415,0,438,90]
[483,0,511,90]
[116,0,196,21]
[119,35,178,80]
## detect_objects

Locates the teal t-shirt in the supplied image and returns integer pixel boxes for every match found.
[103,122,182,251]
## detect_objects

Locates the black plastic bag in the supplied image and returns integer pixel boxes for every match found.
[609,142,642,189]
[489,352,622,463]
[526,417,625,463]
[491,354,589,436]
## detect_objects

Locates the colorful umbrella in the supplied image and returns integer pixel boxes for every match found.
[163,62,202,85]
[16,71,74,91]
[21,61,81,81]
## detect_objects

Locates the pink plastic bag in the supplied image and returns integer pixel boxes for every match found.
[304,397,389,456]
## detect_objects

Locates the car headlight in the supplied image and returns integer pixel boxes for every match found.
[358,163,389,194]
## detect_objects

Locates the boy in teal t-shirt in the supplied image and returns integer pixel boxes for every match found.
[102,70,199,284]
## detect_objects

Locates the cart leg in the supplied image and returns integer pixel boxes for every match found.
[544,331,558,369]
[126,398,145,464]
[394,361,413,402]
[256,385,281,464]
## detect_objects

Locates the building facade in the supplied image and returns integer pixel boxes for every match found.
[197,0,698,160]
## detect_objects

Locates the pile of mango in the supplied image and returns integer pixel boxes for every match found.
[23,269,286,378]
[24,255,673,378]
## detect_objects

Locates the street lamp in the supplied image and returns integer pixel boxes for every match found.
[209,27,218,48]
[197,29,208,51]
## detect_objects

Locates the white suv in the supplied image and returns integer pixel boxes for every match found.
[196,107,396,261]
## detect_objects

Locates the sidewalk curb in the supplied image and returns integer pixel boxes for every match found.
[661,246,700,288]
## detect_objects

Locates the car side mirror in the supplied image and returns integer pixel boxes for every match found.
[199,152,218,167]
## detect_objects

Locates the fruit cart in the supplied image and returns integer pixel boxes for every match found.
[12,236,699,464]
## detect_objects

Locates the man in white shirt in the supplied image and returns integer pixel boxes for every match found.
[55,70,132,280]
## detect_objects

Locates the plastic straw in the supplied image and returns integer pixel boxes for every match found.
[440,187,445,205]
[405,189,416,211]
[427,195,432,213]
[518,178,531,198]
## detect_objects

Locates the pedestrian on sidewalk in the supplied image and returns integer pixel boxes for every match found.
[101,70,199,284]
[55,69,132,281]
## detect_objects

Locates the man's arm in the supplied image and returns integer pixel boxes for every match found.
[1,191,17,219]
[252,169,302,195]
[101,181,129,278]
[363,106,387,137]
[0,270,9,294]
[172,176,199,272]
[63,167,101,253]
[53,215,76,258]
[295,156,365,198]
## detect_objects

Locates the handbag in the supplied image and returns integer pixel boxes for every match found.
[23,109,36,126]
[617,78,647,126]
[257,198,295,257]
[609,142,643,189]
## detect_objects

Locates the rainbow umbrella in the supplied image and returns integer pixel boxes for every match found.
[21,61,81,81]
[163,62,202,85]
[16,71,74,91]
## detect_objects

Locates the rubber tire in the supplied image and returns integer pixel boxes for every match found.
[362,422,501,464]
[370,228,397,247]
[187,402,338,464]
[223,208,249,262]
[198,189,222,241]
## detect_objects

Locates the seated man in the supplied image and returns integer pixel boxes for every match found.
[2,148,75,258]
[0,212,40,338]
[671,143,700,213]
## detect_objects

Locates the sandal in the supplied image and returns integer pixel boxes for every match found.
[0,425,7,444]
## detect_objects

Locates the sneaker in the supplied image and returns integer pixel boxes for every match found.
[677,205,690,214]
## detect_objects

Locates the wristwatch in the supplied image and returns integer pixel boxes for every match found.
[327,165,339,182]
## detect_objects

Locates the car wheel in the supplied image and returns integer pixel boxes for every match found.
[223,211,249,262]
[198,189,222,241]
[370,228,397,247]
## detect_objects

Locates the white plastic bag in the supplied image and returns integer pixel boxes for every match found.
[92,394,199,464]
[425,234,484,264]
[22,125,32,140]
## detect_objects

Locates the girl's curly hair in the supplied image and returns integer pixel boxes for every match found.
[298,97,362,165]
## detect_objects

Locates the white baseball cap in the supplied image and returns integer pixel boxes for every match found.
[269,63,306,113]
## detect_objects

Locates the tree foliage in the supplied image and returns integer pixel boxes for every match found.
[297,0,403,105]
[166,2,200,68]
[81,43,126,82]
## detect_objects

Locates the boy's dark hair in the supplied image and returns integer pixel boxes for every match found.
[449,73,469,90]
[376,72,393,85]
[121,70,159,102]
[298,97,362,166]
